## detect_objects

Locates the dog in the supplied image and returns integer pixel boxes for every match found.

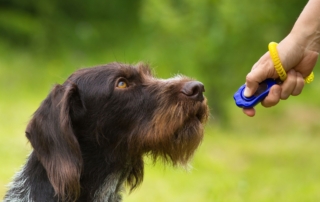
[4,62,209,202]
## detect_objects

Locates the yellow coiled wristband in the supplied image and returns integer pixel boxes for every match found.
[268,42,314,84]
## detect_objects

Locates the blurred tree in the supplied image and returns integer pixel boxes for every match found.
[0,0,142,51]
[0,0,310,121]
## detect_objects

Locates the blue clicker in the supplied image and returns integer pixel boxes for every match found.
[233,79,277,108]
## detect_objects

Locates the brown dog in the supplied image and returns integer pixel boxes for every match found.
[4,62,209,202]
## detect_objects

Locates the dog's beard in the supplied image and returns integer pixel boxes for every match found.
[140,99,209,167]
[168,99,208,165]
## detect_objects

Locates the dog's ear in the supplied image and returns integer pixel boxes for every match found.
[26,83,85,201]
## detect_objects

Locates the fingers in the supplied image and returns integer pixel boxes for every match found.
[280,70,297,100]
[242,108,256,117]
[260,70,305,107]
[280,70,305,99]
[292,72,305,96]
[261,85,281,107]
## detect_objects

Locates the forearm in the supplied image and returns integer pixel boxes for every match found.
[290,0,320,52]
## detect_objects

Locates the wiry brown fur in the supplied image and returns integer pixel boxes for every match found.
[4,62,209,202]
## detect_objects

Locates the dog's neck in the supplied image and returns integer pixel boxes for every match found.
[78,143,132,202]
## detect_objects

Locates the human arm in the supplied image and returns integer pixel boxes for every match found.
[243,0,320,117]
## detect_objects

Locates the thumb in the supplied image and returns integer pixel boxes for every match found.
[243,66,270,97]
[244,52,277,97]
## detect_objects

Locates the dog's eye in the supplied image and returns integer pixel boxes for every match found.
[116,80,128,88]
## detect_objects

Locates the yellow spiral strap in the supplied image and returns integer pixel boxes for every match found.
[268,42,314,84]
[305,71,314,84]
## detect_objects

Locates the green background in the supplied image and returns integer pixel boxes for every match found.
[1,0,320,201]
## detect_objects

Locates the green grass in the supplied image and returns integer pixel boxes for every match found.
[123,126,320,202]
[2,102,320,201]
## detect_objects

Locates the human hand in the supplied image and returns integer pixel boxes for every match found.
[242,34,319,117]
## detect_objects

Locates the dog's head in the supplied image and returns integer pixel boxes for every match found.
[26,62,209,200]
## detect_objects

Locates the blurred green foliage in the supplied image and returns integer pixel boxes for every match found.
[0,0,313,120]
[1,0,320,201]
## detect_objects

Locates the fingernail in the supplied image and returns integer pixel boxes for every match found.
[243,88,251,97]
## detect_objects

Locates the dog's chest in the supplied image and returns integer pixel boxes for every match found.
[92,172,124,202]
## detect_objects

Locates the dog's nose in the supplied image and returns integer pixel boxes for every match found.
[181,81,205,101]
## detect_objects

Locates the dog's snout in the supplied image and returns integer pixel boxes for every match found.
[181,81,205,101]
